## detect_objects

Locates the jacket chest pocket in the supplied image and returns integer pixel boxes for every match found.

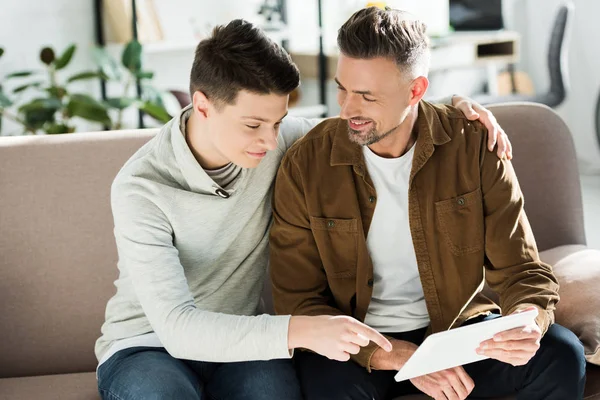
[435,188,484,256]
[309,217,358,278]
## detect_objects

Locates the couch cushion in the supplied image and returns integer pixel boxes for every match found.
[546,247,600,365]
[0,372,99,400]
[486,103,586,252]
[540,245,600,364]
[586,364,600,399]
[0,130,156,378]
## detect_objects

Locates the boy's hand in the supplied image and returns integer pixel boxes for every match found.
[452,95,513,160]
[288,315,392,361]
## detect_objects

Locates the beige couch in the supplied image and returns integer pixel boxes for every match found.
[0,103,599,400]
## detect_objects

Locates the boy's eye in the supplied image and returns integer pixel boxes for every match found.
[246,125,259,129]
[363,96,376,102]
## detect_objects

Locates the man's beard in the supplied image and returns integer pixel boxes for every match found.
[347,121,402,146]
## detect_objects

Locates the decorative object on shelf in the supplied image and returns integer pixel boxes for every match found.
[365,2,386,9]
[104,0,163,44]
[0,42,170,135]
[257,0,285,32]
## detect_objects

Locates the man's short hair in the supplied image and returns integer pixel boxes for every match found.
[189,19,300,107]
[337,7,431,78]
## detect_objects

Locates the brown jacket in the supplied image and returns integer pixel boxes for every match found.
[270,101,559,370]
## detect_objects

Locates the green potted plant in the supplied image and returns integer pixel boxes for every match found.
[0,41,171,135]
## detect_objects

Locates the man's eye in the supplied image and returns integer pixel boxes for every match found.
[363,96,376,102]
[246,125,259,129]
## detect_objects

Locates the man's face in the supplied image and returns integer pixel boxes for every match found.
[336,54,414,146]
[206,90,288,169]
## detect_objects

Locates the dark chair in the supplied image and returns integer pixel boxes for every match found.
[169,89,192,108]
[474,2,574,108]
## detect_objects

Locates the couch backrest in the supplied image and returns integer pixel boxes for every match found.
[0,103,586,378]
[0,130,156,378]
[486,102,586,251]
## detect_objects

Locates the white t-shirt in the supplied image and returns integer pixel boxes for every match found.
[362,144,430,333]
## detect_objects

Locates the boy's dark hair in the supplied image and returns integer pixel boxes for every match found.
[337,7,430,77]
[189,19,300,108]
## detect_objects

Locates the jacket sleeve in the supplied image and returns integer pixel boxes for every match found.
[479,126,560,335]
[269,154,381,370]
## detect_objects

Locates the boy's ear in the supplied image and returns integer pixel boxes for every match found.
[192,91,210,119]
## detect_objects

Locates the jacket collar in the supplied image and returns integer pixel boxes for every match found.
[330,101,452,169]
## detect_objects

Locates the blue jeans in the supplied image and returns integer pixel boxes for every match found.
[296,315,586,400]
[97,347,303,400]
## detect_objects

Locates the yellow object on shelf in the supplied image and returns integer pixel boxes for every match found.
[366,2,386,9]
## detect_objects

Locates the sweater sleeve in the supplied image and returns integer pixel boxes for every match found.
[278,116,322,151]
[111,180,292,362]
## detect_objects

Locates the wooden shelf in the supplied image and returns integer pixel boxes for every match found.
[104,29,289,55]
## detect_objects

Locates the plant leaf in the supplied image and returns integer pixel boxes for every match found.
[135,71,154,80]
[18,97,62,113]
[138,101,171,123]
[44,122,73,134]
[0,48,4,58]
[69,93,104,107]
[105,97,136,110]
[92,47,121,81]
[40,47,55,65]
[19,98,61,129]
[142,84,165,108]
[122,40,142,73]
[55,44,76,70]
[0,89,12,107]
[12,81,43,94]
[5,71,35,79]
[67,95,111,125]
[45,86,67,99]
[67,71,108,82]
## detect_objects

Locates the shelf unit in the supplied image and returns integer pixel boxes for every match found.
[93,0,329,128]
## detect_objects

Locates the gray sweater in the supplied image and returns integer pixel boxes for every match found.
[95,106,318,364]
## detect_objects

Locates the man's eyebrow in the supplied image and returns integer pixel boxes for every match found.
[241,111,288,123]
[334,77,373,96]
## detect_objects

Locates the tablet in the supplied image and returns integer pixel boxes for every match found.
[394,308,538,382]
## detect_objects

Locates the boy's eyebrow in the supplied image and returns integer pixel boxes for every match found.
[242,111,288,123]
[334,77,374,96]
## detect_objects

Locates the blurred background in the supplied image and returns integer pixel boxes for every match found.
[0,0,598,246]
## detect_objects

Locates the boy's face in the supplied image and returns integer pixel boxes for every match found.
[205,90,288,169]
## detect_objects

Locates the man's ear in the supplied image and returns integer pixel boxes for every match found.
[192,90,211,120]
[408,76,429,106]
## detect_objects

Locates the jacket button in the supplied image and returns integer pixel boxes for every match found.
[457,197,465,206]
[367,278,374,287]
[327,220,335,228]
[369,196,376,203]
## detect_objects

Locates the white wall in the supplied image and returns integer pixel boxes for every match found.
[286,0,449,54]
[0,0,99,134]
[0,0,266,134]
[506,0,600,171]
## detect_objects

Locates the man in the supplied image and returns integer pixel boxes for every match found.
[96,18,512,400]
[270,7,586,400]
